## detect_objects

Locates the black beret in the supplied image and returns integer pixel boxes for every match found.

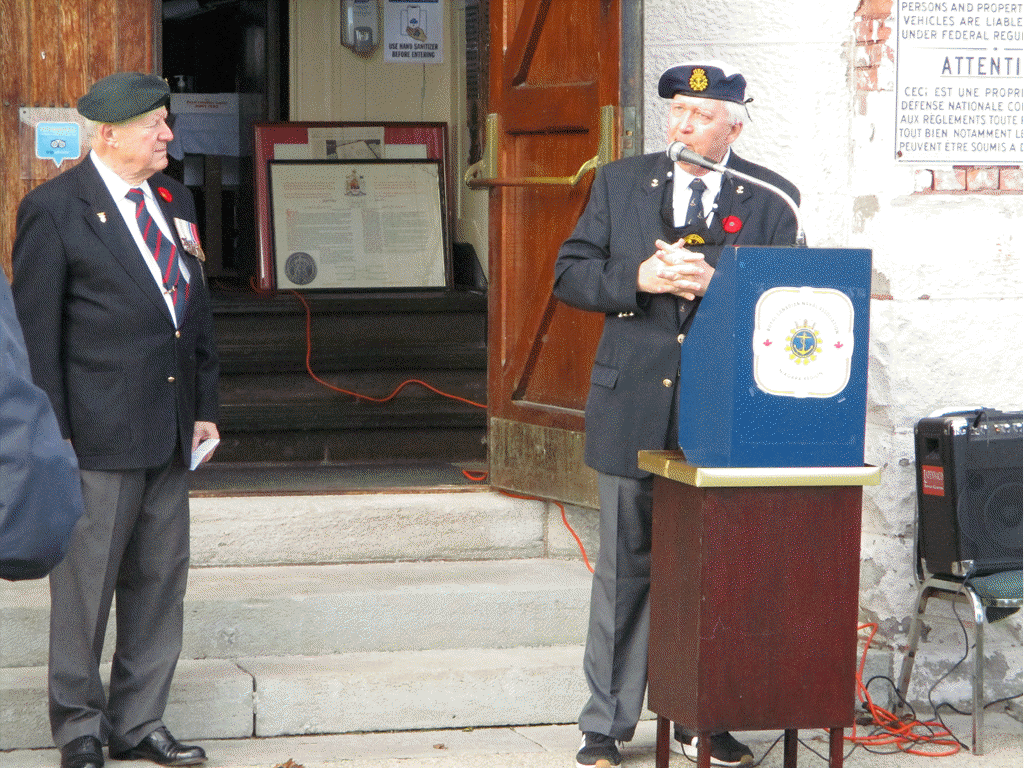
[658,62,748,104]
[77,72,170,123]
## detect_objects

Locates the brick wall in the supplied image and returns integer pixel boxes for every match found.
[855,0,1022,194]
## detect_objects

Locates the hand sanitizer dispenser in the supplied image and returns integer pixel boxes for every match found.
[342,0,379,56]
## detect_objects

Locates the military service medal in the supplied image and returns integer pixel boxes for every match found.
[174,217,206,262]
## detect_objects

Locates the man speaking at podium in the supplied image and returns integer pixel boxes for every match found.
[553,61,800,768]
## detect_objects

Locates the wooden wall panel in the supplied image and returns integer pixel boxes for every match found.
[0,0,155,278]
[90,0,119,78]
[62,2,89,98]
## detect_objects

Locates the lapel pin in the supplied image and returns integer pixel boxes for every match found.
[97,212,107,223]
[651,178,659,187]
[735,185,745,194]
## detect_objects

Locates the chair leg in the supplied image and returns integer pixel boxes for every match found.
[972,605,985,756]
[896,589,930,712]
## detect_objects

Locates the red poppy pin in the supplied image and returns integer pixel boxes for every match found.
[723,215,743,233]
[157,187,173,203]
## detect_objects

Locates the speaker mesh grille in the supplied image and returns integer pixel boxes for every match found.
[957,471,1023,563]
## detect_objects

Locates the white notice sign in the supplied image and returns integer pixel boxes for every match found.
[895,1,1023,164]
[384,0,444,63]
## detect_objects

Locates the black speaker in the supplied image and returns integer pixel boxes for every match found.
[915,409,1023,577]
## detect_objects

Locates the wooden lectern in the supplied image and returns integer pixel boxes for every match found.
[639,451,881,768]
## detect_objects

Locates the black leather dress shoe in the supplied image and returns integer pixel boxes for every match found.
[109,727,206,766]
[61,735,104,768]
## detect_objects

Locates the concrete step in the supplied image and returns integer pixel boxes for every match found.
[1,559,593,669]
[0,646,588,750]
[187,489,561,567]
[0,488,601,752]
[6,716,1024,768]
[0,658,252,750]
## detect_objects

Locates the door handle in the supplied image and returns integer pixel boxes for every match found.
[465,105,615,189]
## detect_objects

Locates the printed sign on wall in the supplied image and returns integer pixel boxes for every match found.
[384,0,444,63]
[895,1,1022,164]
[19,107,87,178]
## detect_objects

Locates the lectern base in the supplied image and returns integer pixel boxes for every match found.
[639,451,881,768]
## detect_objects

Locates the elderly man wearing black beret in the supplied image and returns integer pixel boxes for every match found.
[554,61,801,768]
[12,72,219,768]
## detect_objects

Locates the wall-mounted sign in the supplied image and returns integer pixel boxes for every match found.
[895,2,1022,164]
[384,0,444,63]
[35,122,81,166]
[20,107,87,178]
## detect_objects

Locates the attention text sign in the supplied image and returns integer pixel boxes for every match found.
[895,1,1022,164]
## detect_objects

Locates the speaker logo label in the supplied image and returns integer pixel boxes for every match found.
[921,465,945,496]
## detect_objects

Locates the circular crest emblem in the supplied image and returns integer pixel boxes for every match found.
[689,68,709,92]
[285,252,317,286]
[683,233,705,245]
[786,322,821,365]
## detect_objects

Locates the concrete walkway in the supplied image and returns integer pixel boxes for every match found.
[3,715,1020,768]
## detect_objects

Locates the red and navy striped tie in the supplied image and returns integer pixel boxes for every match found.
[126,187,185,309]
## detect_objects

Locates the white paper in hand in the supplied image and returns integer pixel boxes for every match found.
[190,438,220,470]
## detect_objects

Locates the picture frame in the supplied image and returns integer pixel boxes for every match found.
[268,159,449,291]
[253,121,450,290]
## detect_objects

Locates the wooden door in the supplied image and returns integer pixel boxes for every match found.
[0,0,158,278]
[476,0,637,507]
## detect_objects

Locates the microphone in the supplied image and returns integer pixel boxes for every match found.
[666,142,719,171]
[665,142,806,247]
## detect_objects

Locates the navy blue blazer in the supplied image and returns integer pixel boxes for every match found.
[11,156,219,472]
[553,150,800,478]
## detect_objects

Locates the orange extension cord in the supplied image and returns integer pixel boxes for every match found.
[289,290,485,409]
[846,623,961,757]
[288,290,593,571]
[500,489,593,574]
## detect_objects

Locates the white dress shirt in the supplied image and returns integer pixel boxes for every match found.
[89,151,190,326]
[671,148,731,228]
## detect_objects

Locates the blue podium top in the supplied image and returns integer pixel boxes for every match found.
[677,246,872,468]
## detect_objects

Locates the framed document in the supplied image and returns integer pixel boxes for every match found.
[253,121,450,290]
[268,159,449,290]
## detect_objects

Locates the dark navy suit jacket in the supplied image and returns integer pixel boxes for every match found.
[553,150,800,478]
[11,156,219,472]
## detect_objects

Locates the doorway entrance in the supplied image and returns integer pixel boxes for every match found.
[161,0,286,283]
[160,0,641,498]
